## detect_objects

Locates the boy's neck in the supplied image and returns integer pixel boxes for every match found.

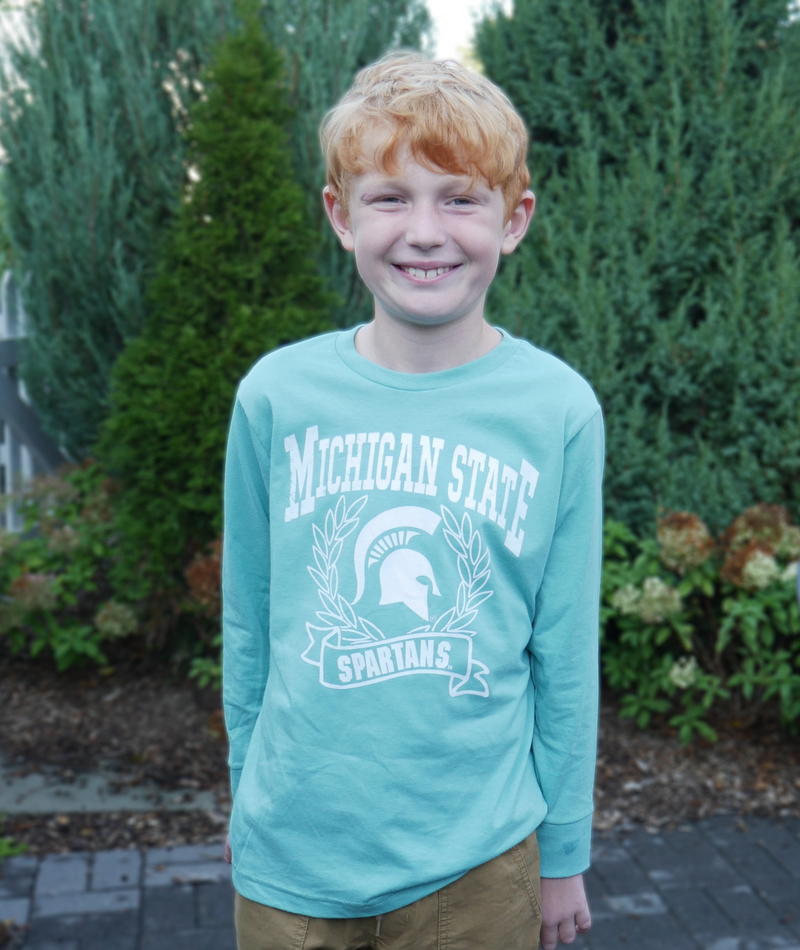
[354,313,503,374]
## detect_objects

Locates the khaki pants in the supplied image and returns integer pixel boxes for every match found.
[235,830,541,950]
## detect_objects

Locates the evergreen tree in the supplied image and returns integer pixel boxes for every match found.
[261,0,433,326]
[477,0,800,534]
[0,0,233,458]
[100,3,335,595]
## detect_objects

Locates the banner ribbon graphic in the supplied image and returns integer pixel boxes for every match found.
[303,626,490,698]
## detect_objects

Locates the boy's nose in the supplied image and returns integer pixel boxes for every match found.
[404,205,446,248]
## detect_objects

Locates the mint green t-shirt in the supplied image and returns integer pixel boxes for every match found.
[223,327,603,918]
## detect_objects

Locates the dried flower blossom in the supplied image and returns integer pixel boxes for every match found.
[721,540,781,589]
[45,525,82,555]
[8,573,58,612]
[668,656,698,690]
[612,584,641,616]
[612,578,682,624]
[780,560,798,584]
[16,473,77,511]
[657,511,715,573]
[637,577,683,624]
[776,526,800,562]
[721,504,795,558]
[186,538,222,618]
[95,601,138,639]
[741,551,781,590]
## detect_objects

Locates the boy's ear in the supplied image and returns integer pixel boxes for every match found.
[323,186,355,252]
[500,190,536,255]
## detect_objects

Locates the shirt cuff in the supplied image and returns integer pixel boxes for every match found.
[536,814,593,878]
[230,767,243,802]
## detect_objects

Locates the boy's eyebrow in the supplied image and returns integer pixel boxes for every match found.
[357,174,487,199]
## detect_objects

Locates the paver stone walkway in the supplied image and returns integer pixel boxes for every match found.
[1,816,798,949]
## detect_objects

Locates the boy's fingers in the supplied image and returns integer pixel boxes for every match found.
[540,921,559,950]
[558,918,577,944]
[575,908,592,932]
[542,917,583,948]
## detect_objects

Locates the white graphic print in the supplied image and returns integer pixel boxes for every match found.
[301,496,492,697]
[352,506,442,620]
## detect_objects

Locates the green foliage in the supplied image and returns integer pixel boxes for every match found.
[260,0,433,326]
[0,0,234,458]
[189,631,223,689]
[0,829,28,859]
[100,4,336,602]
[477,0,800,534]
[0,463,138,671]
[601,507,800,743]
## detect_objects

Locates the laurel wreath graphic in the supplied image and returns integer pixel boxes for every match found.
[431,506,493,637]
[307,495,384,645]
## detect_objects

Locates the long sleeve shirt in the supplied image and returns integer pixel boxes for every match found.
[223,326,604,917]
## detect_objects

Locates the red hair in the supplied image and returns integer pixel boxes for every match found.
[321,53,530,221]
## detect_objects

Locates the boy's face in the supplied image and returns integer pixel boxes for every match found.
[324,147,534,331]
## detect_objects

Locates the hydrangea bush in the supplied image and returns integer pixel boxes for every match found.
[0,462,138,670]
[602,505,800,742]
[184,537,222,689]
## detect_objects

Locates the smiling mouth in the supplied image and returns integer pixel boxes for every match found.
[396,265,459,280]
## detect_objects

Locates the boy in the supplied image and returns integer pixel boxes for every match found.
[223,53,602,950]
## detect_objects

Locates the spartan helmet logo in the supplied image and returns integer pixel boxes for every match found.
[352,507,442,621]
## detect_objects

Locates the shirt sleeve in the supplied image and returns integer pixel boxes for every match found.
[529,408,604,878]
[222,396,272,801]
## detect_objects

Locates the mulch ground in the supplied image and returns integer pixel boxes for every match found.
[594,708,800,833]
[0,649,230,854]
[1,651,798,853]
[0,652,228,794]
[0,810,227,855]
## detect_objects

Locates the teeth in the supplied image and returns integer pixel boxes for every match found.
[402,266,453,279]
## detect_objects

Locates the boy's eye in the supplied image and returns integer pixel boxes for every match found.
[451,196,476,207]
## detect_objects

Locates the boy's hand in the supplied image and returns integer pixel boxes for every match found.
[223,833,232,864]
[540,874,591,948]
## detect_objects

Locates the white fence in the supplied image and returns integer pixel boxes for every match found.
[0,270,67,530]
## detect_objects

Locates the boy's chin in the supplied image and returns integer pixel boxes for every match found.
[380,308,480,330]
